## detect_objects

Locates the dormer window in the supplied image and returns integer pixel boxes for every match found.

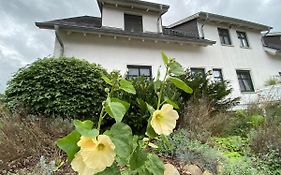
[124,14,143,33]
[237,31,249,48]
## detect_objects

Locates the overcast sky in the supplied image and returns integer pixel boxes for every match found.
[0,0,280,92]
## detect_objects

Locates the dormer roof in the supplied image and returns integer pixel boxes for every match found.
[97,0,169,15]
[168,11,272,31]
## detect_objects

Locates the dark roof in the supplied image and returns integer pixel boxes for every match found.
[263,35,281,50]
[97,0,169,15]
[168,11,271,31]
[36,16,102,29]
[36,16,216,46]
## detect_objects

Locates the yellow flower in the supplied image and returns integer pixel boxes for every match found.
[151,104,179,136]
[71,135,116,175]
[164,164,180,175]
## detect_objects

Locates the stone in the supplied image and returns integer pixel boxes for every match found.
[164,164,180,175]
[183,164,203,175]
[202,170,213,175]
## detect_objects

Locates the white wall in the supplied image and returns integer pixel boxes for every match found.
[55,26,281,106]
[102,5,160,33]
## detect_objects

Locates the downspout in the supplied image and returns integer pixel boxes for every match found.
[200,13,209,39]
[54,25,64,57]
[157,15,162,33]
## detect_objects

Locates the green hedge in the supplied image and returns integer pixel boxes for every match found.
[5,57,108,120]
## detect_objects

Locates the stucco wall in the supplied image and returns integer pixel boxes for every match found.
[102,5,160,33]
[54,25,281,105]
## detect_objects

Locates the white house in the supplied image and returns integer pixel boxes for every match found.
[36,0,281,106]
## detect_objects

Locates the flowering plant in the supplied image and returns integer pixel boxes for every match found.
[56,52,193,175]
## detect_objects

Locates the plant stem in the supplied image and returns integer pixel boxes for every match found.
[157,67,169,110]
[97,106,105,131]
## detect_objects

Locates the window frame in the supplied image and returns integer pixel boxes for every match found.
[236,70,255,93]
[237,31,250,48]
[218,28,232,46]
[127,65,152,79]
[124,14,143,33]
[213,69,224,82]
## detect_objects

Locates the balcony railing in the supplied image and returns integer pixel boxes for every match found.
[163,29,199,39]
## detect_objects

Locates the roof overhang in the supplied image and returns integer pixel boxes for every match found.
[35,22,215,47]
[168,12,272,31]
[97,0,169,15]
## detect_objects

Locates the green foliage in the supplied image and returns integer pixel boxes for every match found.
[56,52,191,175]
[212,136,250,159]
[156,129,223,173]
[265,77,281,86]
[219,157,262,175]
[5,57,108,119]
[179,71,240,111]
[255,149,281,175]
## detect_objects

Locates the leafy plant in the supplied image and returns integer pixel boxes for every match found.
[5,57,108,120]
[179,71,240,112]
[56,52,193,174]
[265,77,281,86]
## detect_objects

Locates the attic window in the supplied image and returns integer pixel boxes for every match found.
[124,14,143,33]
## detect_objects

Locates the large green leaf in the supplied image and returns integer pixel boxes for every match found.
[145,103,158,138]
[120,79,136,94]
[168,77,193,94]
[144,154,165,175]
[96,164,121,175]
[106,123,133,165]
[105,100,127,123]
[102,75,113,86]
[129,145,148,170]
[164,97,179,109]
[111,98,130,113]
[131,153,164,175]
[161,52,169,66]
[56,130,80,161]
[169,61,185,76]
[73,120,99,138]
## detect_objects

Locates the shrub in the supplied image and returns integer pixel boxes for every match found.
[179,97,232,142]
[179,70,240,111]
[5,57,108,120]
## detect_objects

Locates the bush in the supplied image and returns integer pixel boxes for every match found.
[179,97,233,142]
[5,57,108,120]
[179,71,240,111]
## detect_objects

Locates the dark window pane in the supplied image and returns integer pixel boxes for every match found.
[218,28,232,45]
[128,68,139,76]
[124,14,143,33]
[236,70,254,92]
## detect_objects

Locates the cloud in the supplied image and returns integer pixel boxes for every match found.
[0,0,280,92]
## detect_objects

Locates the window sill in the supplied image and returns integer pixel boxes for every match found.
[240,46,251,49]
[241,91,256,94]
[221,44,234,47]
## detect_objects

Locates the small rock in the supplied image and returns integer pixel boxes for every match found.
[202,170,213,175]
[183,164,203,175]
[164,164,180,175]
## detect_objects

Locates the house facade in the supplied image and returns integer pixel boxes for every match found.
[36,0,281,107]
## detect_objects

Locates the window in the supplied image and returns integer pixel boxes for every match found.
[190,68,205,76]
[124,14,143,33]
[218,28,232,45]
[127,65,152,79]
[237,31,249,48]
[279,72,281,77]
[236,70,254,92]
[213,69,223,82]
